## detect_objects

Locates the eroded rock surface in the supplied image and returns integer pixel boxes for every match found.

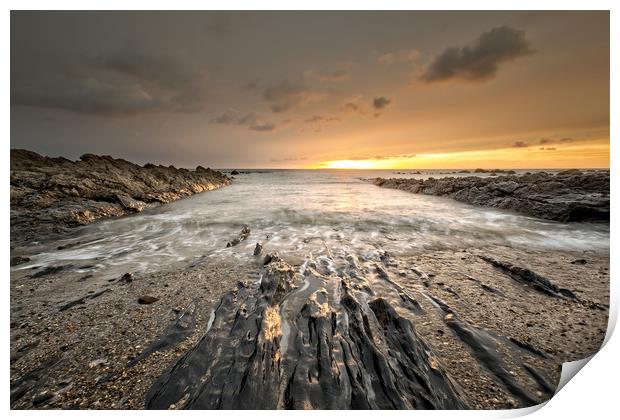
[371,170,609,222]
[146,247,608,410]
[146,257,468,409]
[10,149,231,246]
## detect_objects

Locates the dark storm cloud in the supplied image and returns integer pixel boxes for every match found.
[373,96,391,109]
[263,81,321,113]
[11,49,210,116]
[421,26,534,83]
[512,141,529,148]
[11,79,158,117]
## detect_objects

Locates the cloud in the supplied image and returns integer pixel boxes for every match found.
[373,96,391,110]
[539,147,556,151]
[248,122,276,132]
[12,49,210,116]
[539,137,574,145]
[420,26,534,83]
[11,78,158,117]
[378,49,420,65]
[211,109,238,124]
[512,141,529,148]
[211,109,276,132]
[304,115,340,123]
[344,102,366,116]
[263,81,323,113]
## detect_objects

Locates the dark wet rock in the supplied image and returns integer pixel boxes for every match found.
[10,339,40,363]
[30,265,72,278]
[56,240,86,250]
[571,259,587,265]
[411,266,432,287]
[481,256,579,301]
[32,391,58,406]
[508,337,549,359]
[425,295,539,406]
[138,296,159,305]
[78,274,93,282]
[10,149,231,247]
[226,225,251,247]
[262,252,281,266]
[146,257,467,409]
[370,170,609,222]
[120,272,134,283]
[128,302,197,368]
[253,242,264,256]
[374,264,390,279]
[230,169,239,175]
[522,364,556,395]
[10,357,62,404]
[58,288,111,311]
[10,256,30,266]
[465,275,505,296]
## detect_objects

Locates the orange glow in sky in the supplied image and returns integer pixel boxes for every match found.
[311,139,610,170]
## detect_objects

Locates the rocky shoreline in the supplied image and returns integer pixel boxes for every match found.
[10,149,231,247]
[9,160,609,410]
[370,170,609,223]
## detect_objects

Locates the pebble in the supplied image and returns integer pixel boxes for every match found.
[138,296,159,304]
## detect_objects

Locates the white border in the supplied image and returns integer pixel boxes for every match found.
[3,2,616,419]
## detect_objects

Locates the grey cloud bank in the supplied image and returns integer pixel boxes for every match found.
[421,25,534,82]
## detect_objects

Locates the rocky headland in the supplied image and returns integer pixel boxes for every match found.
[371,170,609,223]
[10,149,231,247]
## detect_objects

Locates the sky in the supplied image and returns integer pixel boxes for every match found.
[10,11,610,169]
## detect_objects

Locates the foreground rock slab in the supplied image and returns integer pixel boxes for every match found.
[146,257,468,409]
[10,149,231,246]
[370,170,609,223]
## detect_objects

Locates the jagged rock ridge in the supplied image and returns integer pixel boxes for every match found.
[371,170,609,222]
[10,149,231,245]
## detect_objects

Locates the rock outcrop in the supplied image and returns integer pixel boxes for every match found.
[371,170,609,222]
[146,256,469,409]
[10,149,231,246]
